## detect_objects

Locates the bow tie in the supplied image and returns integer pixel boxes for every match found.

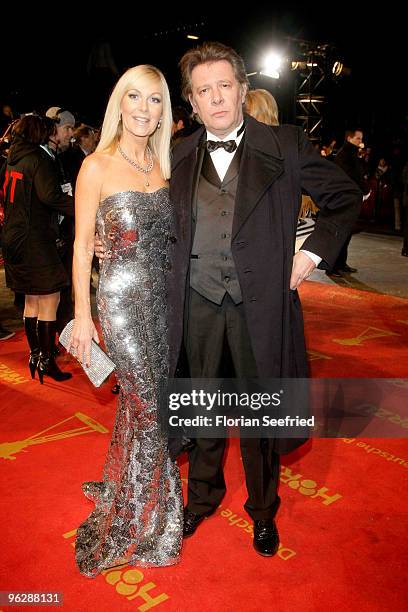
[206,139,237,153]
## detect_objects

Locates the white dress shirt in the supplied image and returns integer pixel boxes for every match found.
[206,121,245,182]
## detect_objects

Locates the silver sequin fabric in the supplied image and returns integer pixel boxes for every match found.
[75,188,183,578]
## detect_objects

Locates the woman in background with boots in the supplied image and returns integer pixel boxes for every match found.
[2,114,74,382]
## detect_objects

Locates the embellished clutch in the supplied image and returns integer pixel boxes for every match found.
[59,319,115,387]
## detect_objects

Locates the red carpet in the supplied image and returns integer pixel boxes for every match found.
[1,281,407,611]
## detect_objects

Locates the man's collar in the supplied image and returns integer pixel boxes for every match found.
[206,120,245,142]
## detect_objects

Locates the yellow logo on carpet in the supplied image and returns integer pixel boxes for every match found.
[344,403,408,431]
[341,438,408,468]
[0,362,28,385]
[103,568,169,610]
[63,530,169,610]
[217,506,296,560]
[333,326,399,346]
[280,466,342,505]
[307,350,332,361]
[0,412,108,460]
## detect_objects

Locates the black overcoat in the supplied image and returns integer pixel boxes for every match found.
[167,116,361,451]
[2,137,74,294]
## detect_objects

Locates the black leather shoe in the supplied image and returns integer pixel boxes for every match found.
[326,269,342,278]
[183,509,212,538]
[253,519,280,557]
[340,264,357,273]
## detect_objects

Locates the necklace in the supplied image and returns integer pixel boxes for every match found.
[118,144,154,187]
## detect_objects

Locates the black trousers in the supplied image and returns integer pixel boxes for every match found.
[184,289,280,521]
[330,234,352,271]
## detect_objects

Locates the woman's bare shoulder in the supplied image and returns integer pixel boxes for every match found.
[81,150,114,173]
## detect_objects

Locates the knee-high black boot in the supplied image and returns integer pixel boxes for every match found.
[37,320,72,383]
[24,316,40,379]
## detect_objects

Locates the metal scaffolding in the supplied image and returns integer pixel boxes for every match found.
[290,40,332,145]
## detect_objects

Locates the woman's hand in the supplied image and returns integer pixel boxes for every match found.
[94,231,112,260]
[67,317,100,368]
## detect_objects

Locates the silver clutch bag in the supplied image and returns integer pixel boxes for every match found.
[59,319,115,387]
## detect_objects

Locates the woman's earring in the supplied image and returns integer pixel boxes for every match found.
[157,119,162,130]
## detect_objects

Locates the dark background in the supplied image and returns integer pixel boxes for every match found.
[1,4,406,151]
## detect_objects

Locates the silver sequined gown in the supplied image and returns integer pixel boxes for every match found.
[75,188,183,577]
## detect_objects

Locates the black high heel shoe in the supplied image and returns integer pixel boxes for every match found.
[37,355,72,384]
[37,320,72,384]
[29,350,40,379]
[24,316,40,380]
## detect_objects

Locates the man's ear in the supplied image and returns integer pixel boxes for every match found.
[241,83,248,104]
[188,94,197,115]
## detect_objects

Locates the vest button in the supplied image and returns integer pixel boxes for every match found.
[221,210,227,216]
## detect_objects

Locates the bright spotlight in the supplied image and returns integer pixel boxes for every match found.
[332,61,351,77]
[261,52,283,79]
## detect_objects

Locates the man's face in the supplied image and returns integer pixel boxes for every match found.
[347,131,363,147]
[189,60,247,138]
[56,123,74,149]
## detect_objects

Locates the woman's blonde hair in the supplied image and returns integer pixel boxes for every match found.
[96,64,172,179]
[245,89,279,126]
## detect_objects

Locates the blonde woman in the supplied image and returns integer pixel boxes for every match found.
[245,88,279,125]
[69,65,183,577]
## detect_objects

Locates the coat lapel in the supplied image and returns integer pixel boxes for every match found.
[222,137,244,186]
[232,115,284,240]
[201,148,220,188]
[171,126,206,251]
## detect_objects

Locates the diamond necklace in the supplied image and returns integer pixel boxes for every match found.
[117,144,154,187]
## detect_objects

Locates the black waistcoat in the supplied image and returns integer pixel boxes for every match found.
[190,140,244,304]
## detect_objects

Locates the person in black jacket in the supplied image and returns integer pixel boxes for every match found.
[327,129,366,276]
[60,124,97,186]
[45,107,77,335]
[2,115,74,382]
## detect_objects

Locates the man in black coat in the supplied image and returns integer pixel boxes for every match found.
[167,42,362,556]
[326,129,367,276]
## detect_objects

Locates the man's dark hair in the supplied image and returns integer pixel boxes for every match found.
[179,41,249,101]
[345,128,362,140]
[172,106,192,128]
[74,124,95,140]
